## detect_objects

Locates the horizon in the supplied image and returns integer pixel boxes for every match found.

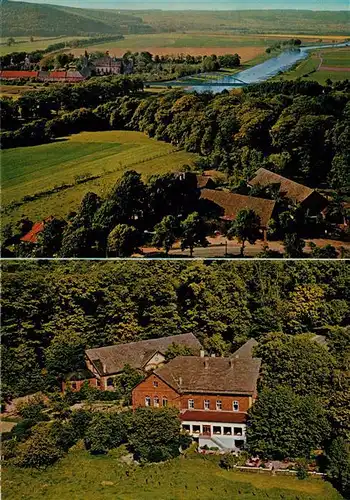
[7,0,350,10]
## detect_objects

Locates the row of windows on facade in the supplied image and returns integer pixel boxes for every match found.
[145,397,240,411]
[182,423,244,437]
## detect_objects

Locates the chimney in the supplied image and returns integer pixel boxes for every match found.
[204,359,209,369]
[200,350,205,358]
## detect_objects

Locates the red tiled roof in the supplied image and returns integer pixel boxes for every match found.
[181,410,248,424]
[49,71,67,79]
[86,333,202,376]
[200,188,276,228]
[155,356,261,395]
[0,71,39,79]
[20,216,54,244]
[249,168,314,204]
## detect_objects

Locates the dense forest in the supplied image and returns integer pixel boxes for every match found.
[2,260,349,397]
[2,78,350,194]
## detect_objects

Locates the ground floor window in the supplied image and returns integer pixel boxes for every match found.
[192,425,201,433]
[162,397,168,407]
[202,425,211,435]
[145,396,151,406]
[72,382,77,389]
[213,426,221,435]
[235,440,245,449]
[223,427,232,435]
[154,396,159,407]
[182,424,190,432]
[234,427,243,436]
[107,377,114,387]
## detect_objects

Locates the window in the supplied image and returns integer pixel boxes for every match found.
[154,396,160,407]
[204,399,210,410]
[213,426,221,435]
[234,427,242,436]
[188,399,194,409]
[162,397,168,407]
[96,379,101,387]
[107,377,114,387]
[223,427,232,436]
[192,425,201,433]
[72,382,77,390]
[202,425,211,435]
[145,396,151,406]
[233,400,239,412]
[182,425,190,432]
[216,400,222,410]
[153,380,159,387]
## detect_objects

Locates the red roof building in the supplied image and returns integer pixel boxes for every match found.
[0,70,39,80]
[132,348,261,452]
[20,216,54,244]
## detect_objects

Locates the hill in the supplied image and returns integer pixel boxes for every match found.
[1,2,349,38]
[0,1,154,37]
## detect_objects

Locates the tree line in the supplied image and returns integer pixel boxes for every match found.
[1,79,349,194]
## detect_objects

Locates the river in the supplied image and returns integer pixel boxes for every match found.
[183,42,349,93]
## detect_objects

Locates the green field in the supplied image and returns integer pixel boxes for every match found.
[321,47,350,67]
[0,36,87,56]
[1,130,198,224]
[2,446,342,500]
[276,46,350,85]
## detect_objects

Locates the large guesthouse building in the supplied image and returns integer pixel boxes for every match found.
[132,344,261,452]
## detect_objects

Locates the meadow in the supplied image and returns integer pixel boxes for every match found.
[1,130,198,224]
[278,46,350,84]
[2,446,342,500]
[67,32,348,61]
[0,36,87,56]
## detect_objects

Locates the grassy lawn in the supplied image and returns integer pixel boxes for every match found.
[2,446,342,500]
[1,130,198,224]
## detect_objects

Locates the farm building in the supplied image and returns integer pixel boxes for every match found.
[20,216,54,244]
[249,168,329,215]
[0,70,39,80]
[63,333,202,391]
[132,342,261,452]
[200,188,276,240]
[0,70,85,83]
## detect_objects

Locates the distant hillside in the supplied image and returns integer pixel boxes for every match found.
[0,1,154,37]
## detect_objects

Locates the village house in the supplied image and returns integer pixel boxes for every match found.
[249,168,329,216]
[64,333,202,391]
[132,342,261,452]
[200,188,276,241]
[20,216,54,244]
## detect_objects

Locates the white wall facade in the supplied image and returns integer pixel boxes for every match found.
[181,420,246,451]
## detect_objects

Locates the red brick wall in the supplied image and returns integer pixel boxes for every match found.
[62,378,97,392]
[180,394,251,412]
[132,374,181,409]
[132,374,252,412]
